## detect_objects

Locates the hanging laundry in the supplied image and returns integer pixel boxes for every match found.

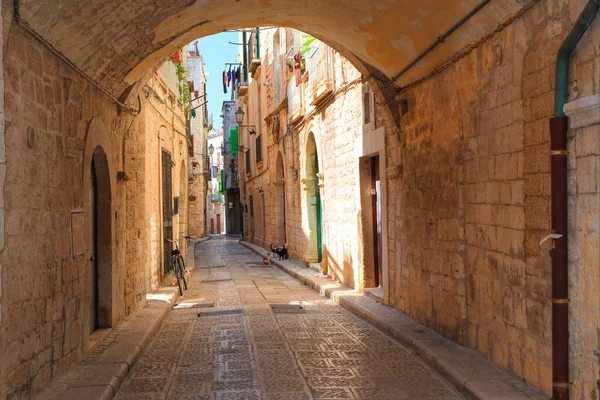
[227,66,232,87]
[294,52,302,87]
[223,70,227,94]
[236,67,241,87]
[231,67,236,91]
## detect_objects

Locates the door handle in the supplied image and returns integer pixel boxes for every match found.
[90,256,95,262]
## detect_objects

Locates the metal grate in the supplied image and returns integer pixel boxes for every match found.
[270,304,306,314]
[173,302,215,310]
[249,265,272,268]
[202,278,232,283]
[198,309,244,317]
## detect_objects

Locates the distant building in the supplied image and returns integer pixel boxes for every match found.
[207,130,226,234]
[186,40,211,238]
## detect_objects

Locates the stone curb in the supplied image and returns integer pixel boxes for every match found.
[239,240,548,400]
[35,239,210,400]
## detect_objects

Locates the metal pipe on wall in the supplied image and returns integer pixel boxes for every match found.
[550,1,599,399]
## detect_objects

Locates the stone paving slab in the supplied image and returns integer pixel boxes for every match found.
[34,238,210,400]
[240,240,548,400]
[115,237,467,400]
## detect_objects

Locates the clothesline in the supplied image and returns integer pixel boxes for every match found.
[223,64,243,95]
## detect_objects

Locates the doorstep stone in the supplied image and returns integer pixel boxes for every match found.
[239,240,548,400]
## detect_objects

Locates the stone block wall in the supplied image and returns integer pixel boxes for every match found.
[243,28,364,288]
[0,22,189,399]
[564,11,600,395]
[382,0,600,395]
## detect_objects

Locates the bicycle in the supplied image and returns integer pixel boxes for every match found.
[166,239,188,295]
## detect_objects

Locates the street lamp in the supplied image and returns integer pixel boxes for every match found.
[235,107,245,125]
[208,143,214,156]
[235,107,256,135]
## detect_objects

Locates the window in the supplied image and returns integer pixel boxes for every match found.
[364,91,371,125]
[273,30,282,105]
[246,148,251,173]
[173,196,180,215]
[256,135,263,164]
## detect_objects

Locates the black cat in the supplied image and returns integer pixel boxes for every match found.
[270,243,288,260]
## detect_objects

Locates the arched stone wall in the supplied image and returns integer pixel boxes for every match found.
[82,118,118,336]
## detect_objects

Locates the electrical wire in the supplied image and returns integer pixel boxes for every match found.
[13,3,141,116]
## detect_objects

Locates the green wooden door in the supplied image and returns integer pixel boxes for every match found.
[316,170,323,262]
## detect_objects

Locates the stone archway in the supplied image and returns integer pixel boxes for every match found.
[274,151,286,245]
[82,117,118,339]
[89,146,113,333]
[16,0,531,99]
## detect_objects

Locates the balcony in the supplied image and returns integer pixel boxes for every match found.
[237,79,249,97]
[287,78,304,123]
[306,42,333,106]
[247,29,262,77]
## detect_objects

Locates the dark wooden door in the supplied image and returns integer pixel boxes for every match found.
[210,218,215,234]
[371,156,382,287]
[162,150,174,276]
[217,214,221,234]
[89,160,99,333]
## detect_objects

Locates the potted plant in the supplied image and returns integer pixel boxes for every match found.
[286,60,293,73]
[300,57,306,73]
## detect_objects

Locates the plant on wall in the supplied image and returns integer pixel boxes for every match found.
[175,62,192,117]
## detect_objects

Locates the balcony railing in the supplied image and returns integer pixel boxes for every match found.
[306,41,333,106]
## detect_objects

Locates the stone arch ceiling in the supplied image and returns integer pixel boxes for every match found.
[17,0,535,97]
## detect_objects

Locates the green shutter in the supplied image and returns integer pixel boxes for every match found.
[230,127,239,155]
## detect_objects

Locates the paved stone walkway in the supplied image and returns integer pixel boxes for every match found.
[114,237,465,400]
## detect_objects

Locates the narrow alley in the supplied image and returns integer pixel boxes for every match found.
[1,1,599,399]
[114,237,464,400]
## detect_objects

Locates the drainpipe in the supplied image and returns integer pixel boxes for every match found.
[256,27,261,59]
[243,30,248,84]
[550,1,599,399]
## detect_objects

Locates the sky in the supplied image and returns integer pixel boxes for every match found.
[198,32,240,131]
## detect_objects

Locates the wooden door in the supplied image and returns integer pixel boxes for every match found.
[162,150,174,276]
[371,156,382,287]
[89,160,99,333]
[217,214,221,234]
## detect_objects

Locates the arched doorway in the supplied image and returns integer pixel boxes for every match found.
[89,146,112,334]
[305,133,323,262]
[275,152,286,245]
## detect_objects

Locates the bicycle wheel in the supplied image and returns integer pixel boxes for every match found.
[174,257,183,296]
[176,275,184,296]
[178,258,188,290]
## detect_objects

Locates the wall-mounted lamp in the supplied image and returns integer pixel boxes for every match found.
[208,143,215,156]
[235,107,257,135]
[258,187,264,194]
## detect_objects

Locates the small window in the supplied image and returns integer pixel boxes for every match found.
[364,92,371,125]
[256,135,263,163]
[173,196,180,215]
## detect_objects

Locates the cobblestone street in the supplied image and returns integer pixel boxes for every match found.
[114,237,464,400]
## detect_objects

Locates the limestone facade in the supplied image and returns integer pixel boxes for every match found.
[237,5,600,396]
[207,130,226,235]
[380,2,600,396]
[0,24,191,399]
[0,0,598,398]
[186,44,210,239]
